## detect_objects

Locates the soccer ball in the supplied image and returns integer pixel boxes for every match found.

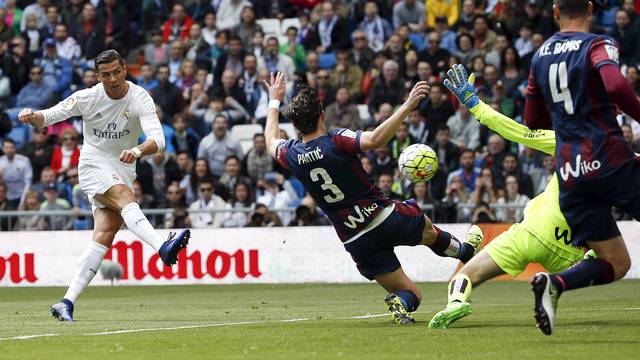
[398,144,439,183]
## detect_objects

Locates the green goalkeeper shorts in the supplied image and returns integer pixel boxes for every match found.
[485,223,585,277]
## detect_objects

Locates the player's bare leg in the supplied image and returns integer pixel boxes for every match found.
[375,268,422,324]
[420,218,482,262]
[429,250,505,329]
[95,184,190,266]
[50,208,122,321]
[532,236,629,335]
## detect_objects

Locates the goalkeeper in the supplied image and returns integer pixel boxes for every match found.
[428,64,592,329]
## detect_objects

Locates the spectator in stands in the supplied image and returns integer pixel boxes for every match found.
[383,33,406,69]
[50,128,80,177]
[198,115,244,178]
[482,134,508,174]
[402,50,420,87]
[40,181,73,230]
[99,0,130,56]
[4,37,29,97]
[324,87,362,131]
[419,31,450,76]
[471,201,497,223]
[407,109,429,144]
[20,0,49,33]
[314,69,336,106]
[176,59,197,102]
[210,30,229,69]
[19,127,53,183]
[76,2,104,60]
[393,0,426,32]
[515,22,534,58]
[447,149,481,196]
[15,191,46,231]
[163,3,194,44]
[470,167,498,207]
[4,0,22,35]
[259,37,296,79]
[485,33,508,71]
[57,166,78,205]
[472,14,496,55]
[496,175,530,223]
[232,6,262,50]
[493,153,534,199]
[170,114,200,160]
[256,172,298,225]
[185,24,213,66]
[331,50,363,100]
[152,64,180,116]
[188,179,225,228]
[531,154,555,196]
[622,124,640,153]
[447,105,480,150]
[167,40,185,83]
[454,33,478,68]
[163,182,188,229]
[30,166,57,201]
[373,102,393,124]
[144,151,182,207]
[80,68,98,90]
[144,30,170,70]
[248,29,265,59]
[431,125,460,174]
[420,84,455,143]
[133,179,155,209]
[435,15,458,53]
[0,68,10,110]
[42,5,59,39]
[314,1,350,53]
[239,54,259,105]
[201,11,218,46]
[390,122,413,160]
[180,158,215,204]
[23,13,46,58]
[219,155,251,197]
[510,0,554,39]
[500,46,526,100]
[351,30,374,72]
[214,35,245,85]
[411,182,433,210]
[216,0,252,30]
[241,133,274,184]
[440,175,470,222]
[70,176,92,230]
[35,39,72,98]
[137,63,159,92]
[368,60,405,115]
[247,203,282,227]
[376,172,403,201]
[0,183,10,229]
[358,1,392,53]
[611,9,637,65]
[280,26,306,71]
[15,65,54,110]
[0,139,32,209]
[213,69,250,121]
[53,23,81,64]
[222,180,254,228]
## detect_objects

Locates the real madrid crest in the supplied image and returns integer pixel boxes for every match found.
[122,109,130,121]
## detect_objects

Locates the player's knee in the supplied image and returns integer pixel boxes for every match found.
[613,255,631,280]
[410,287,422,305]
[93,229,117,246]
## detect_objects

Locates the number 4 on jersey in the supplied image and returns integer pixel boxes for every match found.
[549,62,575,115]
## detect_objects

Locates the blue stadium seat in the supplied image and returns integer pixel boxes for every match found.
[319,53,336,69]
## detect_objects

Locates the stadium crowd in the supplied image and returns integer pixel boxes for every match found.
[1,0,640,231]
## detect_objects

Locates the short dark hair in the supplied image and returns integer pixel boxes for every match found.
[460,149,475,158]
[284,84,323,136]
[437,124,450,133]
[253,133,266,140]
[554,0,590,17]
[2,138,16,146]
[225,155,240,164]
[95,49,125,70]
[504,152,518,162]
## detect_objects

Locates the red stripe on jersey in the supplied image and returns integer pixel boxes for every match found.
[276,143,290,171]
[394,201,422,217]
[560,142,574,186]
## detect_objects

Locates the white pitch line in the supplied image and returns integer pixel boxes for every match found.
[346,313,389,319]
[0,333,59,341]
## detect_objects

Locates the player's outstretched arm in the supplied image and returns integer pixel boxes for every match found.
[360,81,429,152]
[18,108,46,128]
[263,72,286,158]
[19,94,84,129]
[444,64,556,156]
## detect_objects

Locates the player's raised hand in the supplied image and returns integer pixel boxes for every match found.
[263,72,286,102]
[119,149,139,164]
[18,108,36,125]
[405,81,430,110]
[444,64,479,109]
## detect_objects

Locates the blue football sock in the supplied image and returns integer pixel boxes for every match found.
[430,226,474,263]
[551,258,615,294]
[396,290,419,312]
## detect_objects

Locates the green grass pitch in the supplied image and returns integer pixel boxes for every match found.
[1,281,639,359]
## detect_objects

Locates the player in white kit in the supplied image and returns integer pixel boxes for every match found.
[18,50,190,321]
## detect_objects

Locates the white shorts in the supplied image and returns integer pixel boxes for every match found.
[78,155,136,212]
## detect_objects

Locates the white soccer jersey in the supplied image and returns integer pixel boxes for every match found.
[41,81,165,159]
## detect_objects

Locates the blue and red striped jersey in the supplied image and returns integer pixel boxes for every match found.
[527,32,634,185]
[275,128,393,242]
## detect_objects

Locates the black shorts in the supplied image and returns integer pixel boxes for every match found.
[343,200,426,281]
[560,160,640,246]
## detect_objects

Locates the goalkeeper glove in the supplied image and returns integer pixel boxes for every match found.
[443,64,480,109]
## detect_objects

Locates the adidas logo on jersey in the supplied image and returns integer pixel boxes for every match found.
[93,113,102,119]
[559,154,601,181]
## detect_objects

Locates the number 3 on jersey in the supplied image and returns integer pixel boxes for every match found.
[549,62,574,115]
[310,167,345,203]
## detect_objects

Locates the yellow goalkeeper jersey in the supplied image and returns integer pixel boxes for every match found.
[470,102,584,258]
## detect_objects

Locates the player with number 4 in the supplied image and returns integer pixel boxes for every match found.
[261,72,482,324]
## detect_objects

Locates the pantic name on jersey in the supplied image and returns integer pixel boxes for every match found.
[297,148,324,164]
[539,40,583,57]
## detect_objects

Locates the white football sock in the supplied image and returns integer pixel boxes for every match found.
[63,241,109,304]
[121,202,163,252]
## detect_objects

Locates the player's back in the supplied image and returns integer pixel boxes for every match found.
[529,32,633,183]
[276,128,393,242]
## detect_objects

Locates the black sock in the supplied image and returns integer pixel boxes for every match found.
[395,290,419,312]
[550,259,615,294]
[429,225,474,263]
